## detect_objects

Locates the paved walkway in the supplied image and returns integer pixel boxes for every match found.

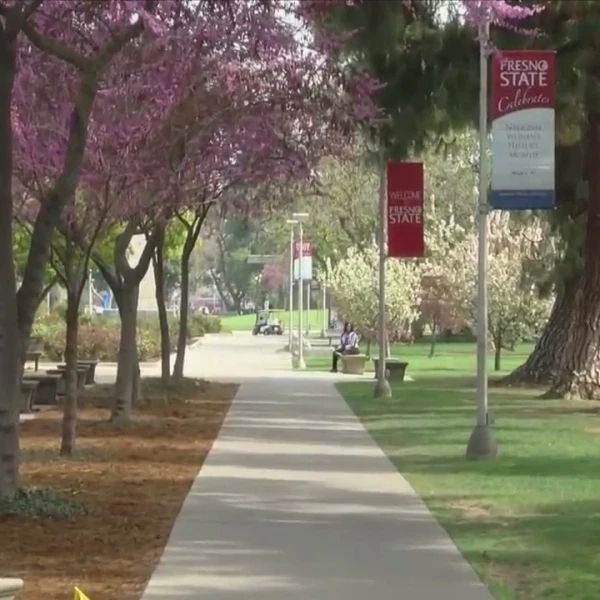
[140,338,493,600]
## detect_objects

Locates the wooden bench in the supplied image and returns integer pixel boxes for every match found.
[339,353,368,375]
[20,380,39,413]
[22,373,62,405]
[25,350,42,371]
[372,358,409,382]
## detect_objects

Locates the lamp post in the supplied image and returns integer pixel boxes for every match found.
[292,212,309,370]
[286,219,298,352]
[320,269,327,338]
[374,140,392,399]
[466,18,497,460]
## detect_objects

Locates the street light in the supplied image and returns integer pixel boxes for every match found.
[286,219,298,354]
[374,140,392,399]
[466,19,497,460]
[292,212,309,370]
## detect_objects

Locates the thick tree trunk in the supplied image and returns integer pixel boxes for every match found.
[502,278,582,386]
[173,248,192,380]
[543,121,600,399]
[152,234,170,384]
[113,285,139,422]
[60,294,79,456]
[0,36,20,498]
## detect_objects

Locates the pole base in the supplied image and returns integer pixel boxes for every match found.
[373,377,392,399]
[297,356,306,370]
[466,424,497,460]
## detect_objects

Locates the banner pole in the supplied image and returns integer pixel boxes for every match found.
[374,140,392,399]
[466,18,497,460]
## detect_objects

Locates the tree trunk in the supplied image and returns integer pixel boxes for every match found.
[113,285,139,422]
[429,322,437,358]
[60,293,79,456]
[502,277,582,386]
[152,233,170,384]
[494,331,502,372]
[17,73,98,351]
[173,247,192,380]
[542,120,600,399]
[0,35,20,498]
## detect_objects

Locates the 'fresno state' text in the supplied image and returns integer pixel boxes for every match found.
[389,204,422,225]
[499,59,549,87]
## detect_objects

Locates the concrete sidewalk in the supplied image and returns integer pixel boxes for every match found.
[141,376,493,600]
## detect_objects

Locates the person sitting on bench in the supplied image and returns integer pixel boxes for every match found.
[331,323,360,373]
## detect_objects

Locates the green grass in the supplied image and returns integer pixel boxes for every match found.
[306,340,534,374]
[338,342,600,600]
[221,309,324,331]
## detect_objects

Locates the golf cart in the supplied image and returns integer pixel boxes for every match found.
[252,310,284,336]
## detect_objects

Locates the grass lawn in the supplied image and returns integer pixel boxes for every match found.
[338,342,600,600]
[221,309,324,331]
[306,339,534,374]
[2,378,237,600]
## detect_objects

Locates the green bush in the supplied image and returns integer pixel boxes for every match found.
[31,310,221,362]
[188,313,222,337]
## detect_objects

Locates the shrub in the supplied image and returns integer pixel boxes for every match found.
[188,313,222,337]
[0,487,87,518]
[31,310,220,362]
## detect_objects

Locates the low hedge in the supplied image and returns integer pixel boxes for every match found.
[31,312,223,362]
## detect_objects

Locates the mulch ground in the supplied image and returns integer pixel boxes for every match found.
[2,378,237,600]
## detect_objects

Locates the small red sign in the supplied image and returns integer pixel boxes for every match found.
[293,241,312,259]
[387,162,424,258]
[491,50,555,120]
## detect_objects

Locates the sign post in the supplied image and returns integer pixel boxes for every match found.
[466,19,497,461]
[374,159,424,399]
[490,49,556,210]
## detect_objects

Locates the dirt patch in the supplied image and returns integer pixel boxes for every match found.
[448,499,493,520]
[1,378,237,600]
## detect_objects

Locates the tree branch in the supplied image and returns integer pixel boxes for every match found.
[22,21,90,71]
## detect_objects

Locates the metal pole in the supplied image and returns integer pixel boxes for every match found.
[297,224,306,369]
[288,226,294,352]
[374,141,392,399]
[88,268,93,314]
[306,281,310,335]
[466,19,497,460]
[321,272,327,338]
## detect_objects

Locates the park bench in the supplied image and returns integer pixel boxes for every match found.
[339,353,369,375]
[20,380,39,413]
[24,350,42,371]
[372,358,409,382]
[22,372,61,406]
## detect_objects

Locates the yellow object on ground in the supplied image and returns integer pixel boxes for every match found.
[73,587,91,600]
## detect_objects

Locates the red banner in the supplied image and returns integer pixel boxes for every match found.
[387,162,424,258]
[490,50,555,120]
[293,241,311,259]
